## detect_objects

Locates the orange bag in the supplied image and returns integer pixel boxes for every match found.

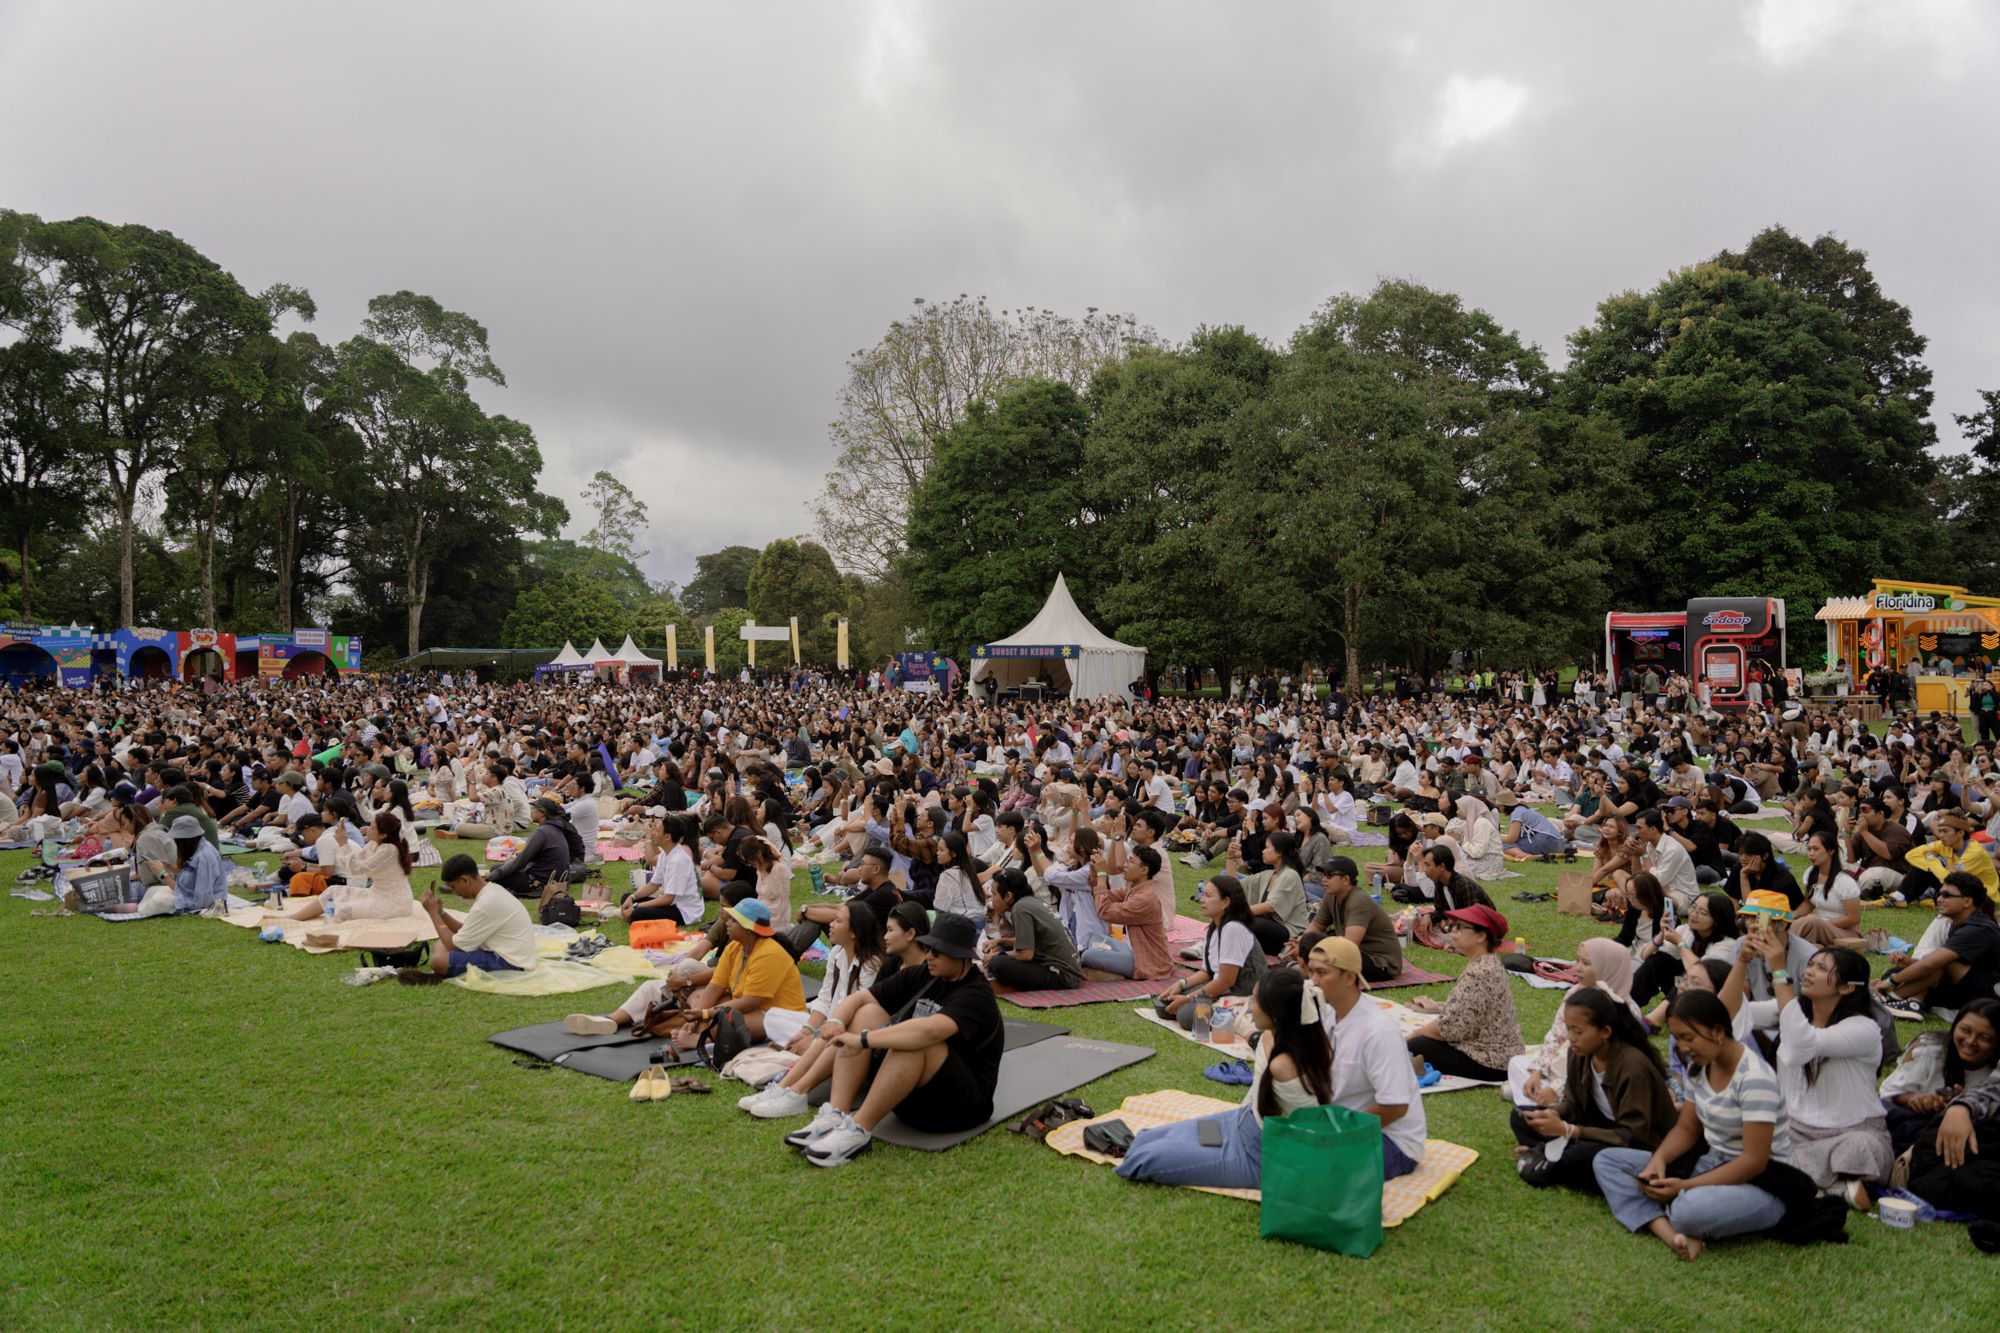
[290,871,329,898]
[628,918,684,949]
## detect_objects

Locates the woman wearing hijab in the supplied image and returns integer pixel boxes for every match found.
[1446,794,1505,881]
[1508,937,1644,1108]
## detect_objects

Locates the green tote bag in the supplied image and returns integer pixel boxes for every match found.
[1258,1103,1384,1257]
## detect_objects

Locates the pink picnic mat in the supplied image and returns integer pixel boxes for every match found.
[1168,915,1208,945]
[1371,960,1453,990]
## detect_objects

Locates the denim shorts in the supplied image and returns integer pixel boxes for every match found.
[445,949,522,977]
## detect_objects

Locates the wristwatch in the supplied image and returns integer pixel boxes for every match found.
[1770,970,1788,984]
[860,1030,871,1050]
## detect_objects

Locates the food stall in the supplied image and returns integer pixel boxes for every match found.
[1817,580,2000,713]
[1603,598,1786,710]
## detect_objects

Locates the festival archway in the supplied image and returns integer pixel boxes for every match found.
[182,648,226,680]
[0,642,58,684]
[129,645,173,679]
[235,648,260,679]
[282,650,336,680]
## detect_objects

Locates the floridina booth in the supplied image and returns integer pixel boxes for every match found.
[1817,579,2000,713]
[1603,597,1787,710]
[969,574,1148,702]
[0,624,360,686]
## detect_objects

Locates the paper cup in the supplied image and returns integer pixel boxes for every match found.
[1879,1197,1917,1229]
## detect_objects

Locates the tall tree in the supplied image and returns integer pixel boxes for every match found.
[746,537,847,661]
[581,469,650,565]
[1942,390,2000,594]
[1084,327,1277,683]
[682,544,760,616]
[331,292,565,654]
[902,380,1094,651]
[1218,326,1459,687]
[500,569,634,650]
[1563,262,1937,613]
[31,217,271,627]
[0,215,89,617]
[815,295,1152,577]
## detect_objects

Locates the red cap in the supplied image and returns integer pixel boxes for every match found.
[1444,904,1509,938]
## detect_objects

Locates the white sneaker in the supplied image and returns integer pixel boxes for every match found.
[565,1013,617,1036]
[805,1115,872,1167]
[736,1085,775,1112]
[749,1085,810,1119]
[784,1104,845,1149]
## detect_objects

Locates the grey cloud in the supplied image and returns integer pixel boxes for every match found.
[3,0,1994,589]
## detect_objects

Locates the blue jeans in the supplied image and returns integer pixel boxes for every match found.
[1117,1103,1262,1189]
[1060,887,1109,952]
[1593,1148,1786,1240]
[1080,937,1135,977]
[1514,826,1566,856]
[1383,1135,1418,1181]
[445,949,521,978]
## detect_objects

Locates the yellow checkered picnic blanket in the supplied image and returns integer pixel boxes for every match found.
[1044,1090,1478,1225]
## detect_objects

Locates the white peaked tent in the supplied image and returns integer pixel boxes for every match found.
[968,573,1147,700]
[535,640,591,677]
[584,639,616,665]
[611,635,663,669]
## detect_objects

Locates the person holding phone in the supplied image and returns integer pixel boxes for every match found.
[1591,989,1791,1261]
[1118,969,1331,1190]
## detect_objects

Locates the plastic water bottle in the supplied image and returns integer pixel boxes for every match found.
[1191,996,1213,1043]
[323,898,336,923]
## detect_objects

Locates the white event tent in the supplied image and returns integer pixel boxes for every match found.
[534,641,592,678]
[968,573,1147,700]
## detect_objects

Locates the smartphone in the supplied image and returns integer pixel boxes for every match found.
[1197,1119,1225,1148]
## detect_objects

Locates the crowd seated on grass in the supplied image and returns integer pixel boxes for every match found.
[12,663,2000,1240]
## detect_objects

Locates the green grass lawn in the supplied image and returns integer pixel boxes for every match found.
[0,840,1981,1331]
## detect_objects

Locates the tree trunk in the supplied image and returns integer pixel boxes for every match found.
[405,555,430,657]
[18,529,30,620]
[1343,585,1362,697]
[117,490,137,630]
[275,482,298,633]
[198,519,216,629]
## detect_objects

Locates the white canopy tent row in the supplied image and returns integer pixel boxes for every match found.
[533,641,592,678]
[968,573,1147,701]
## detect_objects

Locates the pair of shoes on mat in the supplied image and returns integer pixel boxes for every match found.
[741,1084,810,1118]
[1204,1059,1254,1086]
[630,1068,672,1101]
[565,1013,618,1036]
[787,1105,872,1165]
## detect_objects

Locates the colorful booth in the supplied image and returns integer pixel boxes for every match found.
[0,622,94,687]
[1603,598,1786,710]
[235,629,362,680]
[1817,580,2000,713]
[91,627,182,681]
[177,629,237,681]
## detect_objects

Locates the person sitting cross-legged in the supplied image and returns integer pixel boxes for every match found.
[1305,937,1426,1180]
[1872,871,2000,1018]
[570,897,804,1046]
[418,854,539,979]
[981,867,1084,992]
[789,912,1005,1168]
[1118,968,1333,1190]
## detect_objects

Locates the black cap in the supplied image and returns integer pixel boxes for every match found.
[1326,855,1360,882]
[915,912,980,960]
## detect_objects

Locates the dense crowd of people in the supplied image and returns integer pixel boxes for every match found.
[12,661,2000,1251]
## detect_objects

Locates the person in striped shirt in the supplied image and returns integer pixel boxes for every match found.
[1592,989,1790,1260]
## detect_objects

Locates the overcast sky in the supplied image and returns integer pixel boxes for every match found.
[4,0,1996,588]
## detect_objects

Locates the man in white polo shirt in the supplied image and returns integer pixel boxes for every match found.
[1306,937,1426,1179]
